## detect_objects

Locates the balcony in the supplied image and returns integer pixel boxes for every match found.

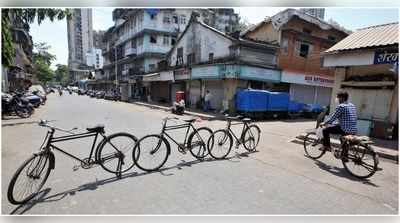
[124,47,137,57]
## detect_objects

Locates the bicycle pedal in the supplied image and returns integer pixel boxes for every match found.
[72,165,80,171]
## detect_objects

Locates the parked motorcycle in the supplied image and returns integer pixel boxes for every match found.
[2,93,34,118]
[32,90,47,105]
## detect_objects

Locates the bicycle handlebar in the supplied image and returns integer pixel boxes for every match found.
[38,120,78,134]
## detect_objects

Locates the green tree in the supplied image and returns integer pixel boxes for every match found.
[35,59,54,84]
[32,42,56,85]
[33,42,57,66]
[1,9,71,67]
[55,64,69,85]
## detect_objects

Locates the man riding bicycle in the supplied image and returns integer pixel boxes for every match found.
[319,91,357,160]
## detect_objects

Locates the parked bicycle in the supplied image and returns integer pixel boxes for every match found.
[207,115,261,159]
[303,127,379,179]
[132,117,212,172]
[7,120,138,205]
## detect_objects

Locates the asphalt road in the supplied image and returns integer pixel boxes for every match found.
[1,93,398,215]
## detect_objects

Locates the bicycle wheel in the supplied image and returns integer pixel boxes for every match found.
[133,134,170,172]
[342,144,378,179]
[97,132,138,174]
[303,132,326,159]
[8,152,52,205]
[187,127,213,159]
[242,124,261,152]
[208,129,233,159]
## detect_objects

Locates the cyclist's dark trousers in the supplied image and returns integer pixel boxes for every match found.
[322,125,347,147]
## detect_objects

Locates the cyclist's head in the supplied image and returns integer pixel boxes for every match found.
[336,91,349,103]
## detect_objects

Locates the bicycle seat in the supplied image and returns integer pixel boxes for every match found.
[183,118,196,123]
[242,118,251,122]
[86,125,105,133]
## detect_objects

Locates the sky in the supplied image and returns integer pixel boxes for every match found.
[29,7,399,69]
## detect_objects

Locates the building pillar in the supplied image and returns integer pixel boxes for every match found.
[224,79,239,115]
[329,67,346,110]
[389,82,398,124]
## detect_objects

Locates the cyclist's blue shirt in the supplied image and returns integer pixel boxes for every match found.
[326,102,358,134]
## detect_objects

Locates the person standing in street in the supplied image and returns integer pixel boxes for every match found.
[204,90,212,112]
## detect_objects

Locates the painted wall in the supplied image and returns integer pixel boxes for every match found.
[169,22,232,67]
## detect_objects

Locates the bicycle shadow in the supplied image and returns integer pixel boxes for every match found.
[309,157,380,187]
[9,152,252,215]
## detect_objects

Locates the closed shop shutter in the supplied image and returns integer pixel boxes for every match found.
[290,84,315,104]
[189,80,201,108]
[316,86,332,106]
[151,82,169,103]
[347,88,393,121]
[205,80,224,111]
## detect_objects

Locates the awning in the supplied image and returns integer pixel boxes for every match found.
[142,71,174,82]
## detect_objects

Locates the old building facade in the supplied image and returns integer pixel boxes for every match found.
[324,22,398,139]
[2,10,34,92]
[152,16,280,112]
[243,9,349,107]
[95,8,239,101]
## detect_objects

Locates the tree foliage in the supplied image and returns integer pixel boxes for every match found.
[55,64,69,84]
[35,58,54,84]
[234,16,253,33]
[33,42,57,66]
[1,9,71,67]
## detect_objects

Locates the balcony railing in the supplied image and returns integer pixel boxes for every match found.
[124,47,137,57]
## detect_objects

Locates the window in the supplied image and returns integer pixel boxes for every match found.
[299,43,310,58]
[281,37,288,55]
[163,16,171,23]
[150,14,157,20]
[187,53,195,65]
[149,64,156,71]
[177,47,184,66]
[163,35,169,45]
[209,53,214,62]
[173,15,178,24]
[137,37,143,46]
[150,35,157,44]
[131,39,137,48]
[328,35,336,41]
[303,28,312,35]
[171,38,176,46]
[180,15,186,24]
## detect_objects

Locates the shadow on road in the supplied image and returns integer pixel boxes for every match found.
[311,158,380,187]
[9,151,254,214]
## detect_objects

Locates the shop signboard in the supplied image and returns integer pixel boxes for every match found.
[281,71,334,87]
[374,49,398,65]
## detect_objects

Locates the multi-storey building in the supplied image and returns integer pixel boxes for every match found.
[2,9,34,92]
[67,8,94,84]
[98,8,239,101]
[93,30,105,49]
[243,8,348,107]
[299,8,325,20]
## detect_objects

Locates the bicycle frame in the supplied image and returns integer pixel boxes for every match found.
[225,119,250,143]
[160,120,198,149]
[43,128,107,165]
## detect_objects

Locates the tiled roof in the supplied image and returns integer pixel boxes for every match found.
[325,22,399,53]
